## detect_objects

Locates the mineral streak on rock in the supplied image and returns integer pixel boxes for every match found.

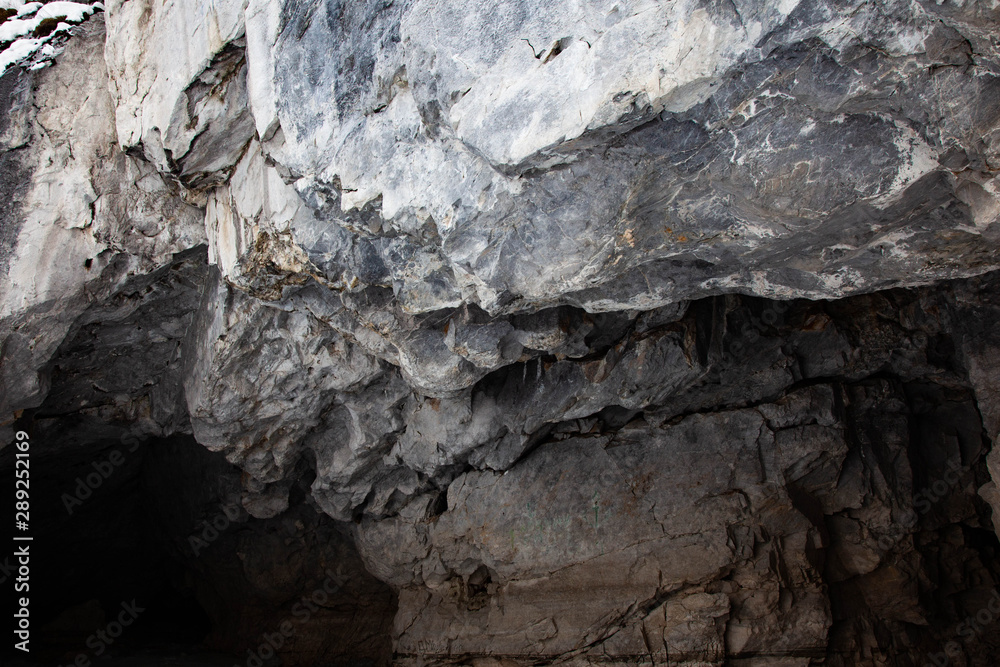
[2,1,1000,665]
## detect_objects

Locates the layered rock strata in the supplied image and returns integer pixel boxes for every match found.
[2,1,1000,664]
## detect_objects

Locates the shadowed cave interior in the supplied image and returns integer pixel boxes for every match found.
[1,432,396,666]
[5,1,1000,664]
[4,266,1000,665]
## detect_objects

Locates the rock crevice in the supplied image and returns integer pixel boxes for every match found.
[2,2,1000,665]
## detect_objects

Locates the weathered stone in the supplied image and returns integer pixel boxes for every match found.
[0,15,204,442]
[4,3,1000,665]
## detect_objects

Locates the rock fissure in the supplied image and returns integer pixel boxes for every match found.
[4,2,1000,664]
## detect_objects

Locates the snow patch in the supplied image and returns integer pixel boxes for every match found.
[0,18,38,42]
[0,1,102,76]
[37,1,97,22]
[0,36,41,71]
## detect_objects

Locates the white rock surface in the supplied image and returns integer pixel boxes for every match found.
[0,15,203,436]
[2,4,1000,664]
[104,0,250,178]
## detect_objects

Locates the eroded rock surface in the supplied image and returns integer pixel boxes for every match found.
[2,1,1000,665]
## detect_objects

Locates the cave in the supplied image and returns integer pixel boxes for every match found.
[1,428,396,667]
[4,1,1000,665]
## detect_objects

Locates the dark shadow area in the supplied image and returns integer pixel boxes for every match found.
[0,432,396,667]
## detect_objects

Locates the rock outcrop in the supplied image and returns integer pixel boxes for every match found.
[2,1,1000,665]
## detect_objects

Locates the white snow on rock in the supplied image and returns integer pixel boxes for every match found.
[37,1,99,21]
[0,35,40,71]
[0,18,40,42]
[0,0,101,76]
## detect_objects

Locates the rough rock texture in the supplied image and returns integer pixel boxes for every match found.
[3,1,1000,665]
[0,13,204,442]
[355,282,1000,665]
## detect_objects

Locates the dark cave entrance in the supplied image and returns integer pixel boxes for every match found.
[1,431,396,667]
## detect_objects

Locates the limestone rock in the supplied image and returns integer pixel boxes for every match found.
[3,2,1000,665]
[0,15,204,441]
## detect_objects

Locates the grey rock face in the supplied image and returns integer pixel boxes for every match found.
[3,2,1000,665]
[242,0,1000,315]
[352,282,1000,664]
[0,15,204,442]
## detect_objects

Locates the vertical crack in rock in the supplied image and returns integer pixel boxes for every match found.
[3,1,1000,665]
